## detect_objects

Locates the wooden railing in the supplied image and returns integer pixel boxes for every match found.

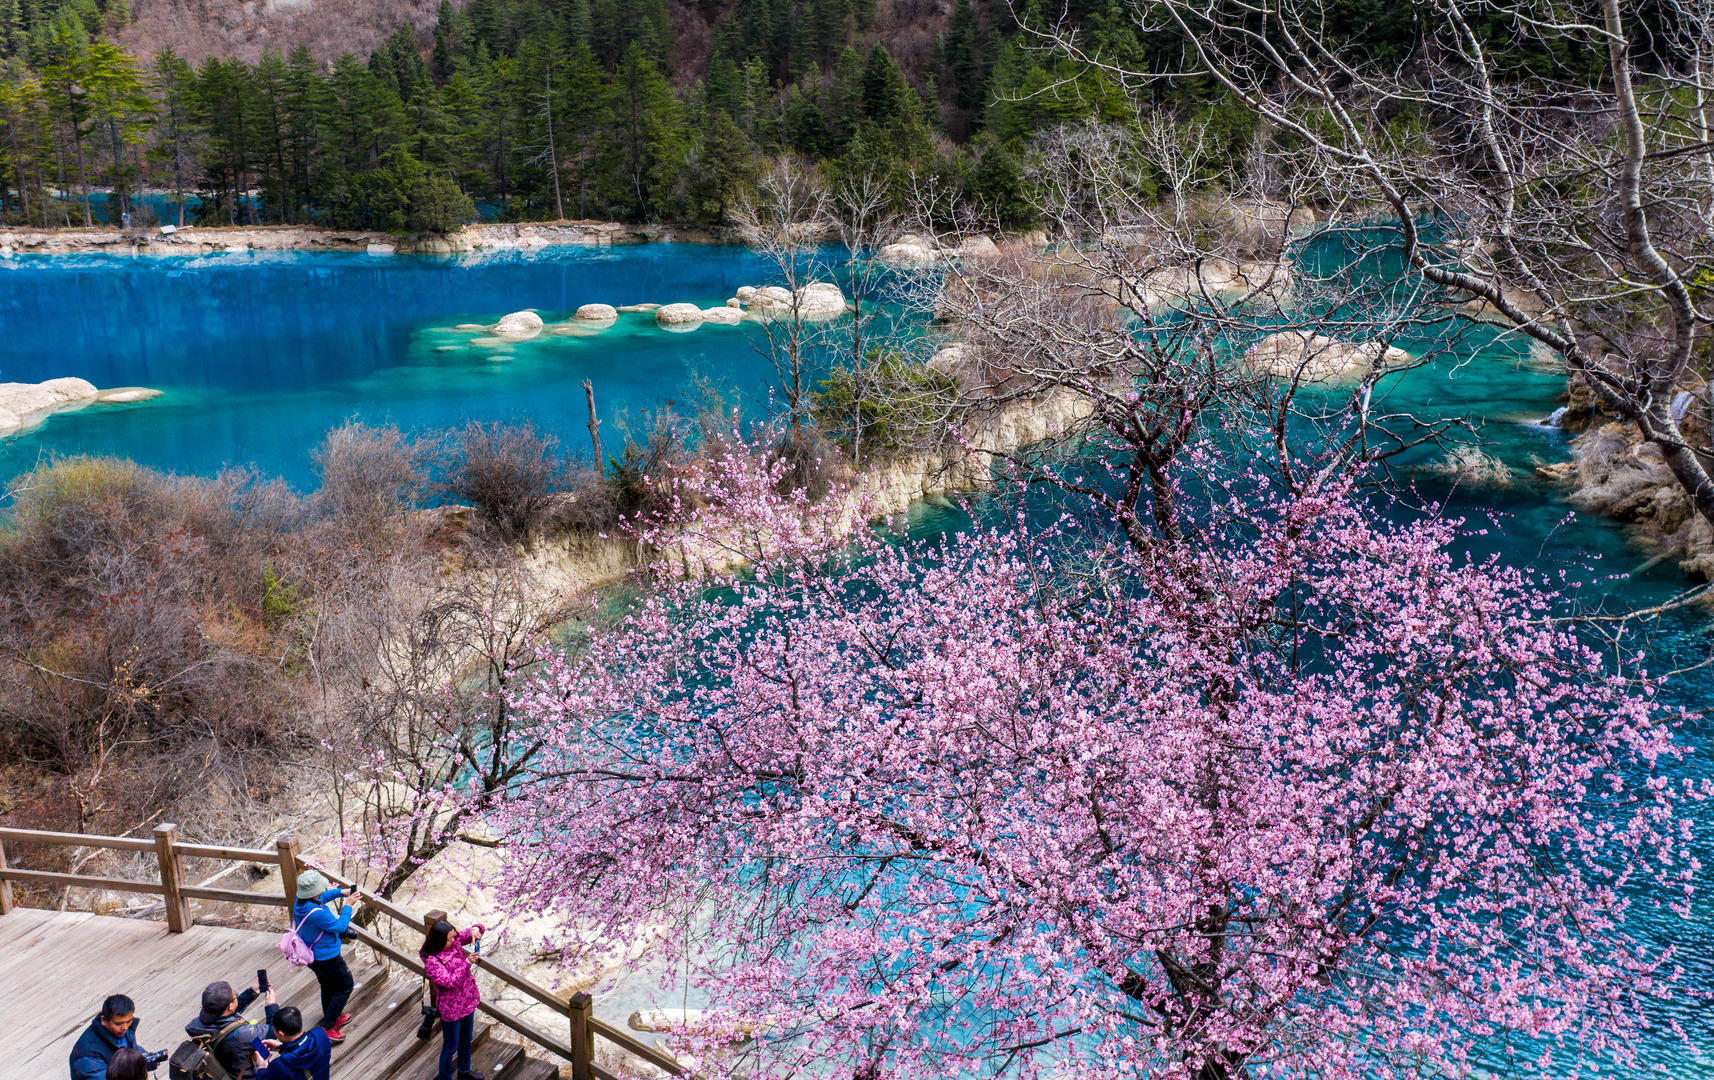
[0,824,683,1080]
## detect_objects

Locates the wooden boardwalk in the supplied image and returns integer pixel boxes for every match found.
[1,907,558,1080]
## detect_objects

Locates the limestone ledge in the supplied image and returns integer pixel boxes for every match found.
[1536,416,1714,583]
[0,378,163,440]
[0,221,733,257]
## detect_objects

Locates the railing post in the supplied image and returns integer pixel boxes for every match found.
[0,832,13,915]
[154,824,189,933]
[569,991,594,1080]
[276,837,301,910]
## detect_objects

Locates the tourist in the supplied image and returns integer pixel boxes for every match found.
[104,1048,148,1080]
[183,979,278,1078]
[290,870,362,1042]
[251,1007,330,1080]
[70,995,158,1080]
[420,918,487,1080]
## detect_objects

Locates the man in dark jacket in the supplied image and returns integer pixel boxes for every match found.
[184,980,278,1079]
[69,994,153,1080]
[252,1007,331,1080]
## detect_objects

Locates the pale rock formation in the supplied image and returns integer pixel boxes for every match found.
[95,387,163,404]
[365,242,395,256]
[699,306,744,325]
[618,303,661,313]
[1426,445,1512,487]
[735,286,757,301]
[574,303,619,321]
[956,235,1001,258]
[725,298,742,308]
[745,286,793,310]
[795,281,848,320]
[878,234,944,266]
[1221,199,1318,252]
[492,310,545,339]
[656,303,706,329]
[1244,331,1411,382]
[0,377,163,438]
[742,282,847,321]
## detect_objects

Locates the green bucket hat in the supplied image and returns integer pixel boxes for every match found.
[295,869,329,900]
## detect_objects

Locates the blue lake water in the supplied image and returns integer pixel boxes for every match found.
[1,242,1710,1075]
[0,245,797,486]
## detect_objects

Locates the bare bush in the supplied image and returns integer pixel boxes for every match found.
[436,420,568,542]
[312,419,431,540]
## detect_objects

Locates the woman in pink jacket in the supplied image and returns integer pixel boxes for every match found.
[420,919,485,1080]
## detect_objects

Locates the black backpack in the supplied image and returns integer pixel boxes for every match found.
[167,1017,247,1080]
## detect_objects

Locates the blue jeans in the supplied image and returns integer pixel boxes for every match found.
[438,1011,474,1079]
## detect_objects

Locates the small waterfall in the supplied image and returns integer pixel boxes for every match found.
[1539,406,1568,427]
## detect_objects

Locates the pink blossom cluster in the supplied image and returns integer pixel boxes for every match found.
[491,460,1700,1080]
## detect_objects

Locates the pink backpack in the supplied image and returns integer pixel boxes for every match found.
[280,907,316,966]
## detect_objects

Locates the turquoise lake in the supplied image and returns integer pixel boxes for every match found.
[1,243,1709,1075]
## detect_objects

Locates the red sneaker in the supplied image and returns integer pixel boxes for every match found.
[323,1020,348,1043]
[333,1014,352,1028]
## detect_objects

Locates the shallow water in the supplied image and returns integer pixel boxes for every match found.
[1,242,1709,1075]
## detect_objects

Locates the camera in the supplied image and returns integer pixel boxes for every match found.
[415,1003,440,1041]
[144,1049,170,1068]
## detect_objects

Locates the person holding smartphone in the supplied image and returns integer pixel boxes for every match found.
[420,919,486,1080]
[290,870,362,1042]
[182,979,278,1078]
[251,1008,331,1080]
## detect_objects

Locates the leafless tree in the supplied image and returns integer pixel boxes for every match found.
[1034,0,1714,525]
[928,120,1464,549]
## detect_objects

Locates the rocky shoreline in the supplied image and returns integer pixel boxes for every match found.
[1538,398,1714,583]
[0,220,736,257]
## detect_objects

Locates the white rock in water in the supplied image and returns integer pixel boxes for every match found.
[735,286,757,301]
[1427,445,1512,487]
[955,235,1000,258]
[700,306,743,325]
[574,303,618,321]
[878,238,943,267]
[618,303,661,313]
[1244,331,1412,382]
[725,298,742,308]
[95,387,163,404]
[795,281,847,320]
[656,303,706,327]
[0,377,100,437]
[745,286,793,311]
[365,242,395,256]
[493,310,545,338]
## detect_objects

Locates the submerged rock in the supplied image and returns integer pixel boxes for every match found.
[492,310,545,339]
[1244,331,1411,383]
[699,306,743,325]
[95,387,163,404]
[618,303,661,313]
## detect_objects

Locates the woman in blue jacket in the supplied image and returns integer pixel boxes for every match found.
[290,870,362,1042]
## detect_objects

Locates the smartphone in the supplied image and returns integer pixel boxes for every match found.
[257,968,269,993]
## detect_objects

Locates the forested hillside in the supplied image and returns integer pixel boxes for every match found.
[0,0,1244,230]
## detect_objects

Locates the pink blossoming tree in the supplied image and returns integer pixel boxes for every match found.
[492,438,1698,1080]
